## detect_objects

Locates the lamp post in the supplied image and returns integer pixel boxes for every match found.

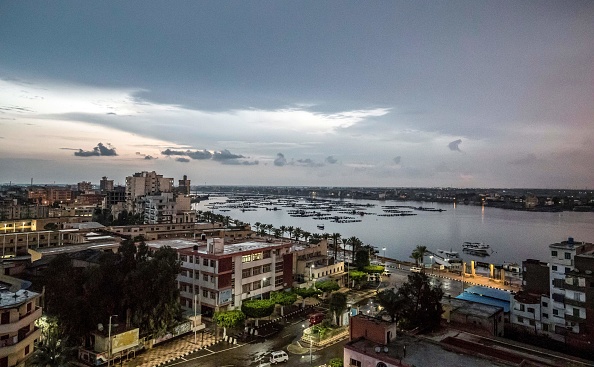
[429,255,434,274]
[261,277,266,299]
[382,247,386,264]
[107,314,118,367]
[310,265,315,288]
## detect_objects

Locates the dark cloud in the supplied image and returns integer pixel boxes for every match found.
[274,153,287,166]
[187,150,213,160]
[393,156,401,164]
[212,149,245,161]
[325,156,337,164]
[175,157,190,163]
[448,139,462,152]
[74,143,118,157]
[144,155,156,160]
[161,148,188,156]
[221,160,259,166]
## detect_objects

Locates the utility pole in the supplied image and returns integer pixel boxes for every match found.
[108,315,118,367]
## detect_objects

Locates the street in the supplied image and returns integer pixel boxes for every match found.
[163,317,347,367]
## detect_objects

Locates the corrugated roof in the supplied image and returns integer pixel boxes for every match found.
[456,292,510,312]
[464,285,511,302]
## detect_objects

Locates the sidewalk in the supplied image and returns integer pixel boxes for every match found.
[121,331,218,367]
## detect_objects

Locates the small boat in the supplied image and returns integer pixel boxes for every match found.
[432,249,463,270]
[462,242,490,250]
[463,248,490,257]
[317,224,324,230]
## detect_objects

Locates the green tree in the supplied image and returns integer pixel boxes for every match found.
[363,265,385,274]
[27,324,76,367]
[348,270,367,286]
[43,222,59,231]
[315,280,340,293]
[270,291,298,316]
[410,245,428,267]
[328,292,348,325]
[354,249,370,270]
[214,310,246,338]
[376,288,406,322]
[346,236,363,265]
[241,299,275,320]
[331,233,341,260]
[397,272,444,331]
[328,358,344,367]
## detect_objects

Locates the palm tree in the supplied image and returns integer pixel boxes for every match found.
[29,327,76,367]
[279,225,287,239]
[287,226,294,240]
[254,222,262,234]
[274,229,281,238]
[294,227,303,242]
[347,236,363,265]
[331,233,341,260]
[303,231,311,244]
[410,245,428,268]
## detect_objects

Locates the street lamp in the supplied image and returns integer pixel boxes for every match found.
[261,277,267,299]
[107,315,118,367]
[382,247,386,264]
[302,324,312,366]
[429,255,434,274]
[310,264,315,288]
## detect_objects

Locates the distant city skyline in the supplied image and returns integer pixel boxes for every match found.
[1,1,593,189]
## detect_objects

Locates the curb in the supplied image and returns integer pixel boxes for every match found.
[154,338,222,366]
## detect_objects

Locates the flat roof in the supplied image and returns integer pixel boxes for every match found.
[464,286,511,302]
[447,297,503,318]
[0,289,40,309]
[150,238,291,256]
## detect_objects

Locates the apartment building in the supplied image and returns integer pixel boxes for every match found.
[162,237,293,317]
[0,288,42,367]
[510,259,551,337]
[141,193,195,224]
[99,176,114,193]
[291,240,345,286]
[125,171,173,201]
[178,175,191,195]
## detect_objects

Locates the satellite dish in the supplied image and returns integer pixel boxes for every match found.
[98,323,104,331]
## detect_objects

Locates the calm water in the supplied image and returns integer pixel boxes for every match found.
[194,197,594,266]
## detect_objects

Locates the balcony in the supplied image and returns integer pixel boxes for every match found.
[0,327,41,358]
[565,298,586,307]
[564,312,584,324]
[0,307,42,335]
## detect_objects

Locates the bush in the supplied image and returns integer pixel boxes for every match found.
[328,357,343,367]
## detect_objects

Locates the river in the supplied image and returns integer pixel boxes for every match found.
[193,196,594,266]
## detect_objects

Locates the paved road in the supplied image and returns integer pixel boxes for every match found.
[163,317,347,367]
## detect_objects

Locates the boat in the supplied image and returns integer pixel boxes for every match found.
[317,224,324,230]
[431,249,463,270]
[462,242,490,250]
[463,248,490,257]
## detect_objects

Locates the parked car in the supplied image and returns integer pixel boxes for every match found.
[270,350,289,364]
[410,266,422,273]
[308,312,325,325]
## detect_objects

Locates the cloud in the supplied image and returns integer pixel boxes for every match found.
[274,153,287,166]
[508,153,543,165]
[221,160,259,166]
[74,142,118,157]
[325,156,338,164]
[175,157,190,163]
[161,148,188,156]
[144,155,156,160]
[294,158,323,167]
[212,149,245,161]
[448,139,462,152]
[393,156,401,165]
[187,150,213,160]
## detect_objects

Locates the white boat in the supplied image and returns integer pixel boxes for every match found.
[317,224,324,230]
[462,242,489,250]
[432,249,463,270]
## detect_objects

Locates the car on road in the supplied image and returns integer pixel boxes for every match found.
[269,350,289,364]
[410,266,422,273]
[308,312,325,325]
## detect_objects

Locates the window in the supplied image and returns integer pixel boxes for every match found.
[263,250,271,259]
[517,316,524,323]
[252,252,262,261]
[519,304,525,312]
[552,265,558,271]
[180,255,188,262]
[527,307,535,313]
[203,289,208,298]
[350,358,362,367]
[242,255,251,263]
[542,301,548,307]
[203,258,209,266]
[210,291,216,299]
[565,252,571,260]
[553,309,559,316]
[210,259,215,267]
[253,280,262,290]
[565,267,571,274]
[551,250,558,257]
[263,278,271,287]
[263,264,271,273]
[275,277,283,287]
[573,308,580,317]
[543,313,548,318]
[252,266,262,276]
[543,324,549,332]
[0,312,8,325]
[529,320,535,326]
[242,284,251,293]
[203,274,208,281]
[242,269,252,278]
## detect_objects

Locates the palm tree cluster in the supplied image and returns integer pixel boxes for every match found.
[251,222,313,243]
[410,245,428,267]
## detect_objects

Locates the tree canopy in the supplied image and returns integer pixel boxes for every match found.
[396,272,444,331]
[315,280,340,293]
[214,309,246,330]
[241,299,275,319]
[42,238,182,341]
[410,245,428,267]
[376,288,406,323]
[354,249,370,270]
[328,292,348,326]
[270,291,298,306]
[363,265,385,274]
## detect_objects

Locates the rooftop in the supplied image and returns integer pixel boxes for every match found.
[150,238,291,256]
[446,297,503,318]
[0,289,40,309]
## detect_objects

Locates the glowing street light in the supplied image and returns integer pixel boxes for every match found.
[382,247,386,264]
[302,324,313,366]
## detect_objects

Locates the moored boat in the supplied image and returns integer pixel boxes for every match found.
[462,242,490,250]
[431,249,463,271]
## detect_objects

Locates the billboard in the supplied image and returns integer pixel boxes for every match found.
[111,328,139,354]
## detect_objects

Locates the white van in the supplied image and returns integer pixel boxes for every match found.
[410,266,422,273]
[270,350,289,364]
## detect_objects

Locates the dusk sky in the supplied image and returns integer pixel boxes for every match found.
[1,1,593,188]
